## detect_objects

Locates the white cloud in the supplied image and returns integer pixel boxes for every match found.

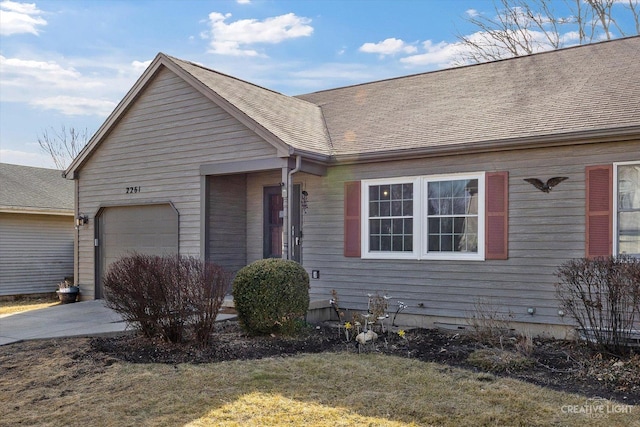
[0,55,104,92]
[400,40,464,67]
[0,54,144,116]
[359,38,417,56]
[132,59,152,72]
[31,96,117,116]
[465,9,479,18]
[236,0,251,3]
[203,12,313,56]
[0,148,55,168]
[0,0,47,36]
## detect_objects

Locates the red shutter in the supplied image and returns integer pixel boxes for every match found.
[344,181,361,257]
[485,171,509,260]
[585,165,613,258]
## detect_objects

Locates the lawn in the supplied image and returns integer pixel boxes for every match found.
[0,337,637,427]
[0,296,59,316]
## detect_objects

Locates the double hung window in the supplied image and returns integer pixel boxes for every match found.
[615,162,640,256]
[362,173,485,260]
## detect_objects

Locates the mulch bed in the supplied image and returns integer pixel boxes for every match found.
[89,320,640,405]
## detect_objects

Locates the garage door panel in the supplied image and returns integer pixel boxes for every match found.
[97,204,178,298]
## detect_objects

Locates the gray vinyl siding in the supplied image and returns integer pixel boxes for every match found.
[246,171,282,264]
[208,174,247,274]
[300,141,640,327]
[75,67,278,298]
[0,213,74,296]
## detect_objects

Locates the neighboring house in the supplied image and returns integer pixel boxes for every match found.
[0,163,74,296]
[64,37,639,335]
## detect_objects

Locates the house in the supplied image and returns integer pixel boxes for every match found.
[0,163,75,296]
[64,37,640,336]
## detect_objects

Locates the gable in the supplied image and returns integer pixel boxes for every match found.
[80,67,280,174]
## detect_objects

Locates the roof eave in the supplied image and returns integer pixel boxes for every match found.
[331,126,640,165]
[0,207,74,216]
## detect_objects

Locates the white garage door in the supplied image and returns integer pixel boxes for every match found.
[96,204,178,298]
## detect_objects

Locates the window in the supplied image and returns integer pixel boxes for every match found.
[615,162,640,256]
[361,173,485,260]
[425,177,479,254]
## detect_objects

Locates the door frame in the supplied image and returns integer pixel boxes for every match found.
[263,184,302,262]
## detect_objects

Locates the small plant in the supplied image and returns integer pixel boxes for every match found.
[556,255,640,355]
[466,298,515,346]
[232,258,310,335]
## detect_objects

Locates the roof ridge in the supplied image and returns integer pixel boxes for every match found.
[298,35,640,97]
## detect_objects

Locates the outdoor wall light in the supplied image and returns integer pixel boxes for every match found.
[301,190,309,213]
[75,214,89,228]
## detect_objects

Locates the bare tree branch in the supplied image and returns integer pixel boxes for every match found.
[456,0,640,65]
[37,126,90,170]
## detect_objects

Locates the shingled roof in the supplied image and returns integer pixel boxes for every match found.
[297,36,640,159]
[168,56,333,157]
[0,163,74,214]
[66,37,640,176]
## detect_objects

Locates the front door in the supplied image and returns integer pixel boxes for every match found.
[263,185,301,262]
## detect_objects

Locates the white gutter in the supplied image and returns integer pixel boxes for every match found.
[284,155,302,260]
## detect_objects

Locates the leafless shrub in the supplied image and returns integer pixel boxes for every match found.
[466,298,515,347]
[556,255,640,355]
[103,254,230,346]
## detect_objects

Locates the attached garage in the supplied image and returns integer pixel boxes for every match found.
[95,203,179,298]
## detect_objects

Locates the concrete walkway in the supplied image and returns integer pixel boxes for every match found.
[0,300,236,346]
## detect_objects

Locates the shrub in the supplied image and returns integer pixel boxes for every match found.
[232,258,310,335]
[556,255,640,354]
[103,253,230,346]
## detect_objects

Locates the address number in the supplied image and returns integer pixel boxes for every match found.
[126,186,141,194]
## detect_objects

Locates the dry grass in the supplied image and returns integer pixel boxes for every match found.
[0,338,637,426]
[0,296,59,315]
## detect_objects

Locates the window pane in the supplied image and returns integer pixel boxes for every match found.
[380,236,391,251]
[619,211,640,255]
[618,165,640,210]
[392,218,404,234]
[392,236,403,251]
[370,235,380,251]
[404,236,413,251]
[403,183,413,199]
[441,217,453,233]
[428,218,440,234]
[404,218,413,234]
[379,201,390,216]
[369,186,379,201]
[370,219,380,234]
[369,201,379,217]
[441,234,453,251]
[392,200,402,216]
[428,234,440,251]
[381,219,391,234]
[391,184,403,199]
[380,185,391,200]
[403,200,413,216]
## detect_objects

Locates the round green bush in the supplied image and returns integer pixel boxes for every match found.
[232,258,310,335]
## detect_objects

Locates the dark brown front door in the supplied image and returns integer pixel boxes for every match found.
[263,185,301,262]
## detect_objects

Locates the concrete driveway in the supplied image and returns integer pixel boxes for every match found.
[0,300,129,346]
[0,299,237,346]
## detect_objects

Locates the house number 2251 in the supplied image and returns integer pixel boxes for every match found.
[126,186,141,194]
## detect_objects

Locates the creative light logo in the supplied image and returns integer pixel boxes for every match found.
[561,398,633,419]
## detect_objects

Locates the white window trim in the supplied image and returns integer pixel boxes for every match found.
[613,160,640,256]
[422,172,485,261]
[361,176,420,260]
[361,172,485,261]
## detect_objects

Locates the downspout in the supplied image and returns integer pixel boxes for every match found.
[284,155,302,260]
